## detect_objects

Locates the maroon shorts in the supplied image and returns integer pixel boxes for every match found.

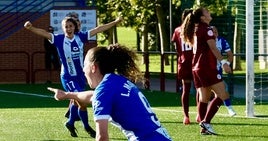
[192,69,222,88]
[177,64,193,80]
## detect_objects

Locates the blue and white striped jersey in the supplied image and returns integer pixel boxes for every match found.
[50,31,93,92]
[216,36,231,75]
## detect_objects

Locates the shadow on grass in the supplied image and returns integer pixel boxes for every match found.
[40,140,66,141]
[255,115,268,118]
[142,89,253,107]
[0,83,265,109]
[109,138,125,140]
[0,93,69,108]
[212,122,268,127]
[219,134,268,139]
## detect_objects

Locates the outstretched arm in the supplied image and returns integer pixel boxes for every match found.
[47,87,94,105]
[89,17,123,37]
[24,21,52,40]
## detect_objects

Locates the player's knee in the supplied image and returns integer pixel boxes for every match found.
[79,105,88,110]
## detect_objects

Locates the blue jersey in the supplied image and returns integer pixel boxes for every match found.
[92,73,172,141]
[216,36,231,76]
[50,31,93,92]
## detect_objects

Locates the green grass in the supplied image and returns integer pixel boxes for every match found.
[98,27,137,49]
[0,84,267,141]
[117,27,137,49]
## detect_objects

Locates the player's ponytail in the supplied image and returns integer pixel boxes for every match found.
[87,44,143,83]
[108,44,143,83]
[181,7,205,46]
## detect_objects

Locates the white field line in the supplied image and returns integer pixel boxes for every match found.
[0,89,53,98]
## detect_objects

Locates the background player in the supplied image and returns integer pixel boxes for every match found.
[212,26,236,116]
[172,9,194,125]
[181,7,232,135]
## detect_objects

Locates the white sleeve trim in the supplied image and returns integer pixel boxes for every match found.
[94,115,111,121]
[88,30,93,40]
[225,48,231,52]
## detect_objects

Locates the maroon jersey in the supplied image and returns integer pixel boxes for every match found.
[192,22,217,71]
[172,26,193,80]
[192,22,222,88]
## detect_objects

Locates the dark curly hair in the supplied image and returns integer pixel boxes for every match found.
[86,44,144,83]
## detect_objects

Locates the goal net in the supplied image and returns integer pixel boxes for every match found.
[233,0,268,117]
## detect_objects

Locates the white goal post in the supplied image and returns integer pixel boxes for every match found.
[245,0,255,117]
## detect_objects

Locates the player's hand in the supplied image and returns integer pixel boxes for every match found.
[47,87,67,101]
[222,63,232,74]
[24,21,33,30]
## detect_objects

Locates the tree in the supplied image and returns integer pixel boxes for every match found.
[197,0,228,15]
[233,16,242,71]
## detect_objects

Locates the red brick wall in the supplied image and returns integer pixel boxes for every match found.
[0,12,96,83]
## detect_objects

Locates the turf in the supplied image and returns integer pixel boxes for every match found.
[0,84,267,141]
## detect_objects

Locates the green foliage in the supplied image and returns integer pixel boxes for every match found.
[198,0,229,15]
[95,0,156,31]
[94,0,233,51]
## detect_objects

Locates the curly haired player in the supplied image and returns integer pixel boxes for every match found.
[48,44,172,141]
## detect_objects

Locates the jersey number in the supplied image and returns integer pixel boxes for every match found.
[138,92,161,127]
[66,81,77,92]
[181,40,192,52]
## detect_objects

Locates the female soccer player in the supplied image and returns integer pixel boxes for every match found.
[24,16,122,138]
[48,44,172,141]
[212,26,236,116]
[172,9,194,125]
[181,7,232,135]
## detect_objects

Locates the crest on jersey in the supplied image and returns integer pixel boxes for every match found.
[207,30,214,36]
[72,46,79,52]
[217,74,222,79]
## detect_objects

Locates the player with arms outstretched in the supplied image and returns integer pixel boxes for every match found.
[24,16,122,138]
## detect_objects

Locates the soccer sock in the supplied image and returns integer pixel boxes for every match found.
[223,98,232,107]
[195,91,200,121]
[78,109,90,130]
[204,97,223,123]
[196,91,199,106]
[182,82,191,117]
[67,104,79,126]
[198,102,208,121]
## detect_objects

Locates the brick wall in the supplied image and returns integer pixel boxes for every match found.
[0,12,96,83]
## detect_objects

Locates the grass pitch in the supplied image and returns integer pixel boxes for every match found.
[0,84,267,141]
